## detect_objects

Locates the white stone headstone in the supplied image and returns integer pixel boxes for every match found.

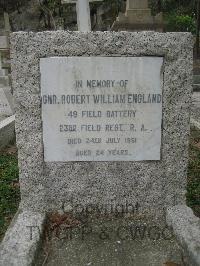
[41,56,163,162]
[76,0,91,31]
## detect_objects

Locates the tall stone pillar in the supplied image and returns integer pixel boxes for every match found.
[126,0,148,9]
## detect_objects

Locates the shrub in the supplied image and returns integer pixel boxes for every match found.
[166,14,196,34]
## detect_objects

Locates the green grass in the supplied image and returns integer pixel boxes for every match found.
[0,150,20,240]
[187,127,200,217]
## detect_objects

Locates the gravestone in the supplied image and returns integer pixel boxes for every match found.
[9,31,193,218]
[0,86,14,150]
[0,29,11,87]
[0,35,9,50]
[2,31,199,266]
[112,0,163,31]
[0,87,14,119]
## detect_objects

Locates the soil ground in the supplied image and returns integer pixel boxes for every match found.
[35,215,184,266]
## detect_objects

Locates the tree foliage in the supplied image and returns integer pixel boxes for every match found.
[0,0,199,33]
[150,0,198,33]
[167,14,196,33]
[150,0,196,15]
[0,0,30,13]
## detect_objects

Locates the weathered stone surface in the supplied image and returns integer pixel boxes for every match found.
[166,205,200,266]
[0,35,9,50]
[0,115,15,149]
[112,0,163,31]
[191,92,200,125]
[0,210,46,266]
[191,118,200,130]
[10,31,193,219]
[36,216,183,266]
[127,0,148,9]
[0,87,14,117]
[0,76,10,87]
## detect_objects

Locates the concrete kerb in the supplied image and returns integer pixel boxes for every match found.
[191,118,200,131]
[166,205,200,266]
[0,210,46,266]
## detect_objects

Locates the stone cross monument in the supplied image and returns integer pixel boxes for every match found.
[62,0,102,31]
[112,0,163,31]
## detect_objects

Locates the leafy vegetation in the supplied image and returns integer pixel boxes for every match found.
[0,0,30,13]
[150,0,196,15]
[149,0,197,33]
[187,127,200,217]
[0,0,199,34]
[166,14,196,33]
[0,149,20,240]
[39,0,200,35]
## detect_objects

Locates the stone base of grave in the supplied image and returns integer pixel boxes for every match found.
[166,205,200,266]
[0,75,10,87]
[112,11,163,32]
[0,87,14,117]
[0,34,9,50]
[36,215,183,266]
[0,210,46,266]
[0,205,200,266]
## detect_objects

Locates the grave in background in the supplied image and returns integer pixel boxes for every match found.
[0,87,15,148]
[0,87,14,119]
[0,115,15,149]
[0,31,199,266]
[0,32,11,87]
[61,0,103,31]
[0,13,15,149]
[112,0,163,31]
